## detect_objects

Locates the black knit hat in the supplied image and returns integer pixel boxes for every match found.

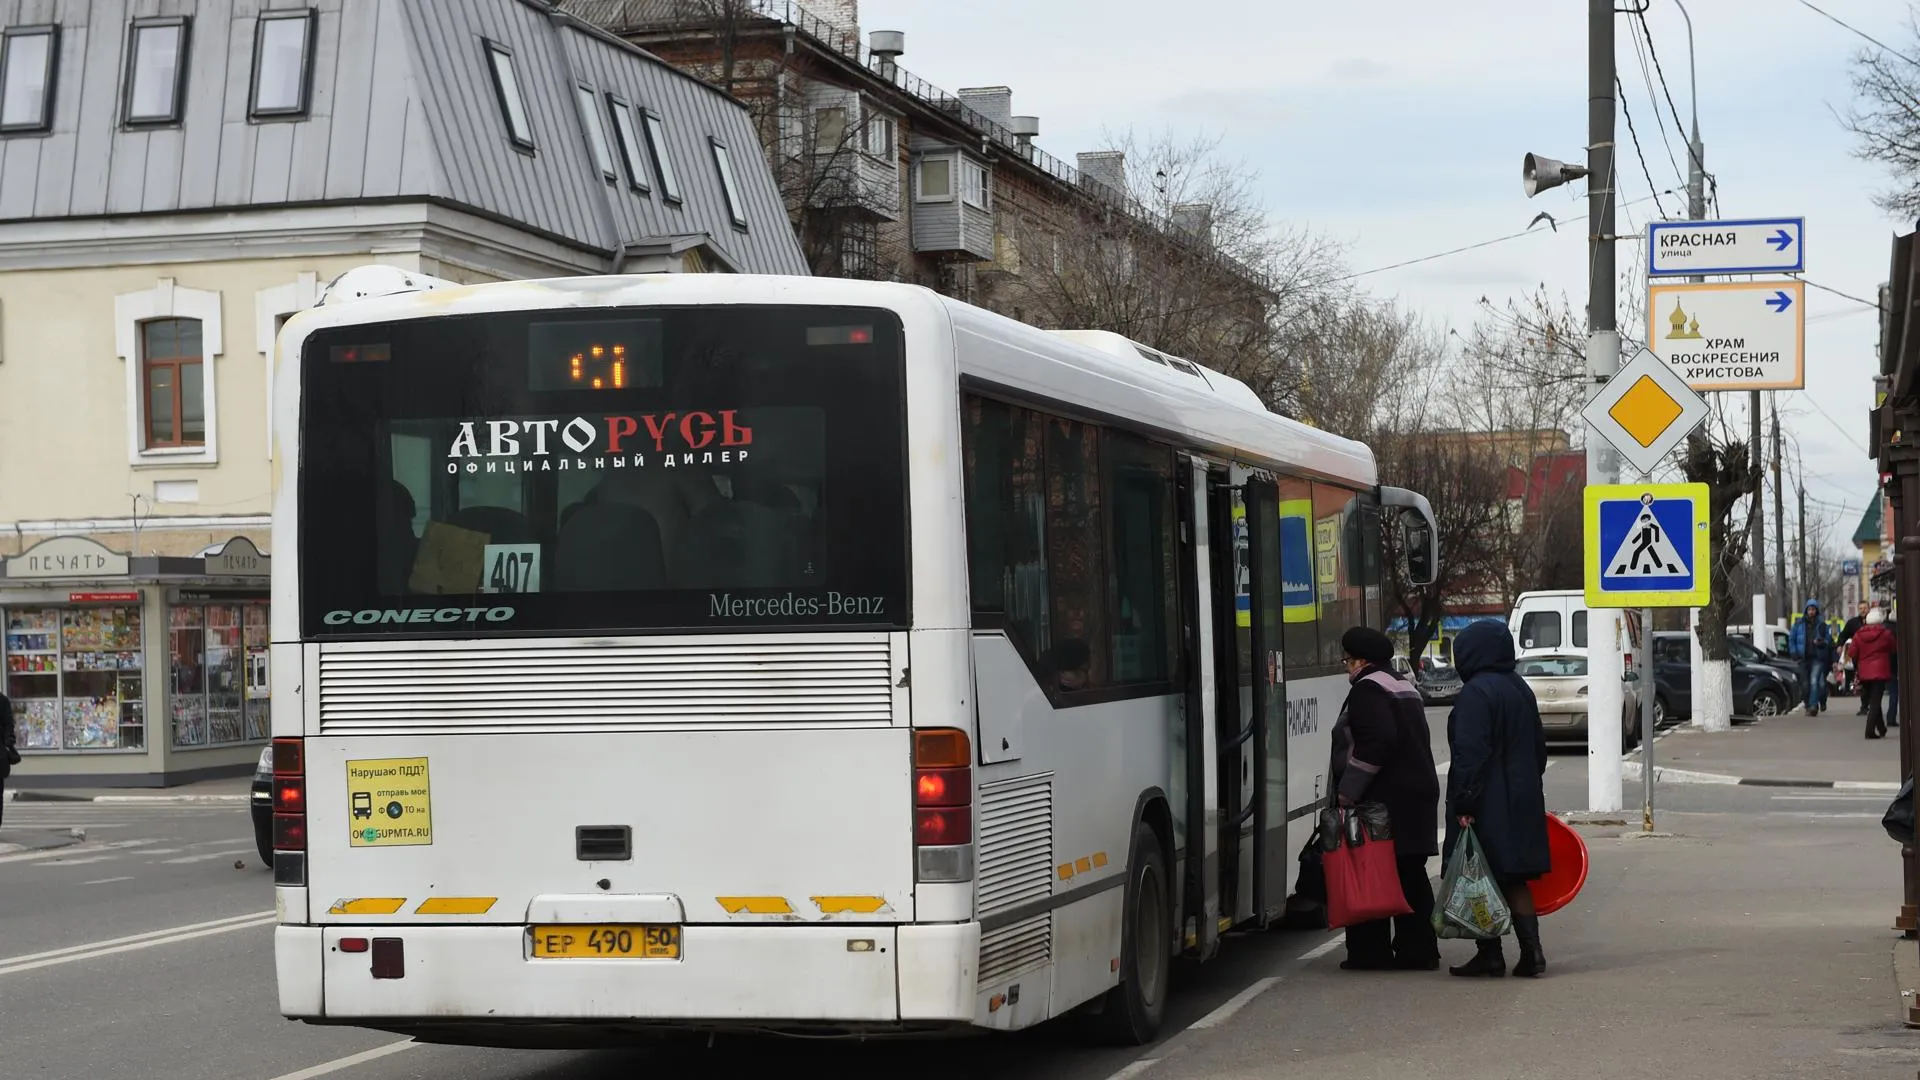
[1341,626,1395,667]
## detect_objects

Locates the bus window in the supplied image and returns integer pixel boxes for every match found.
[961,397,1051,655]
[1103,432,1176,684]
[1278,476,1319,677]
[1312,482,1364,665]
[1044,417,1107,689]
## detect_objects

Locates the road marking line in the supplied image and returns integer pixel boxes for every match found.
[0,839,153,865]
[1188,975,1281,1030]
[1772,793,1884,802]
[0,915,276,975]
[83,876,134,885]
[40,856,118,866]
[1297,936,1343,961]
[1765,811,1880,819]
[0,910,273,970]
[1103,1058,1162,1080]
[263,1041,420,1080]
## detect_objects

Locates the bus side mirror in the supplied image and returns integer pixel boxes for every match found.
[1402,516,1436,587]
[1380,486,1440,589]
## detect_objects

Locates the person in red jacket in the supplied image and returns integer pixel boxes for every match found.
[1851,607,1898,740]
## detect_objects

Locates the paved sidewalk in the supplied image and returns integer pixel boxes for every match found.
[1624,710,1903,788]
[3,775,253,804]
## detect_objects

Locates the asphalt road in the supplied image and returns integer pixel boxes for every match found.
[2,709,1913,1080]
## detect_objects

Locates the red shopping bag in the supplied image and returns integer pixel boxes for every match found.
[1322,806,1413,929]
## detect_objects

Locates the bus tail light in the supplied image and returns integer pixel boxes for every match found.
[913,728,974,884]
[272,736,308,886]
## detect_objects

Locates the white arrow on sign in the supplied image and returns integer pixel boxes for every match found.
[1647,216,1804,276]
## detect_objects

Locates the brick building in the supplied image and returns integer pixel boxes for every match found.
[558,0,1276,370]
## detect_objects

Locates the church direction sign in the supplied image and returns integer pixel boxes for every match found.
[4,536,131,580]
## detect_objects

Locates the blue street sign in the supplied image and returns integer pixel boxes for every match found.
[1647,216,1806,276]
[1584,483,1711,608]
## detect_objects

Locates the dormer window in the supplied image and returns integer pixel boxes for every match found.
[124,17,189,126]
[483,39,533,151]
[250,9,316,118]
[0,25,58,134]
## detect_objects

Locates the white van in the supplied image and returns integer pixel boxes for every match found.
[1509,589,1643,666]
[1728,622,1791,657]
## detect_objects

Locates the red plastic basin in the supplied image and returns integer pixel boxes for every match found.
[1527,812,1590,916]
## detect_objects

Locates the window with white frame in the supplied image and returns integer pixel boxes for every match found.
[0,25,58,133]
[483,39,533,150]
[916,156,952,201]
[250,9,315,118]
[711,138,748,229]
[575,84,615,180]
[115,279,223,466]
[124,16,189,125]
[860,101,894,159]
[960,160,989,209]
[607,95,650,193]
[814,105,846,154]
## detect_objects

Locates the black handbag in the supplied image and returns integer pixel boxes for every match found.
[1885,778,1914,846]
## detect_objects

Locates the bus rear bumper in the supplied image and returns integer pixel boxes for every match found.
[283,922,979,1026]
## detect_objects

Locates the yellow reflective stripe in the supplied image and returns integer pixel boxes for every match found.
[328,898,407,915]
[716,896,793,915]
[414,897,497,915]
[812,896,887,914]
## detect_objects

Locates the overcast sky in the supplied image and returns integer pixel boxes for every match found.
[858,0,1905,550]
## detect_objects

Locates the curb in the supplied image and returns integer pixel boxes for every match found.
[7,790,250,805]
[1621,761,1899,792]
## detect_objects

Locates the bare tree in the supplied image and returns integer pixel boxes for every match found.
[994,129,1350,402]
[1840,9,1920,218]
[1283,296,1447,441]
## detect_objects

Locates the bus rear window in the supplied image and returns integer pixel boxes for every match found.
[297,305,908,638]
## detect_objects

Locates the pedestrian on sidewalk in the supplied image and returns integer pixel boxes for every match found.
[1840,601,1870,707]
[1852,607,1898,740]
[1790,600,1835,716]
[1327,626,1442,972]
[0,689,16,827]
[1442,620,1550,979]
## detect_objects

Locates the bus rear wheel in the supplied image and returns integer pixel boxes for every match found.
[1095,819,1170,1046]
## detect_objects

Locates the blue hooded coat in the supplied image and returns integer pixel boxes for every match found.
[1443,621,1551,880]
[1790,601,1834,663]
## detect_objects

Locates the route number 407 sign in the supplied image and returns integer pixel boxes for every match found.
[1583,483,1711,609]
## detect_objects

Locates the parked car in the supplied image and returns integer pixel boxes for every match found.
[1729,633,1803,702]
[250,746,272,868]
[1391,655,1463,705]
[1513,652,1642,747]
[1650,631,1794,722]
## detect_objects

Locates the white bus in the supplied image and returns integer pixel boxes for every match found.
[266,267,1438,1047]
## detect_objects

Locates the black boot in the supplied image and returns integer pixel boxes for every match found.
[1511,915,1546,977]
[1448,938,1506,977]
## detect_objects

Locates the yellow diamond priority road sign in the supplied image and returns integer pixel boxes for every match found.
[1581,347,1710,478]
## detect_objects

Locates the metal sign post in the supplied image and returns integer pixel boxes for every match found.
[1642,606,1656,833]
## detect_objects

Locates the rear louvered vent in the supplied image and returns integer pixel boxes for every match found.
[316,635,895,735]
[979,912,1051,986]
[977,773,1053,916]
[575,826,632,861]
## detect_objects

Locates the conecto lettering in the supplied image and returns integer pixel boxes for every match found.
[323,607,515,626]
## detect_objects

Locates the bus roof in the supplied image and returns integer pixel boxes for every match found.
[291,269,1377,488]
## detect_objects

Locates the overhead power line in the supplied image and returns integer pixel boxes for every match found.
[1616,75,1673,218]
[1796,0,1920,66]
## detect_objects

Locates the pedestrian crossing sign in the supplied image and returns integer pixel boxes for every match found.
[1583,482,1711,608]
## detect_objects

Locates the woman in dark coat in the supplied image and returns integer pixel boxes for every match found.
[1,690,16,827]
[1851,607,1897,740]
[1443,620,1550,978]
[1327,626,1442,971]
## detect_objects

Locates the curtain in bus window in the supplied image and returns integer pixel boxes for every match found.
[960,396,1050,653]
[1312,482,1365,665]
[1278,476,1319,676]
[1104,432,1176,684]
[1044,417,1106,691]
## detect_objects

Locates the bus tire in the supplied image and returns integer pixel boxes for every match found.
[1095,818,1171,1046]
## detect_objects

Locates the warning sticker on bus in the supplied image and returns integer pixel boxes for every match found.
[346,757,433,848]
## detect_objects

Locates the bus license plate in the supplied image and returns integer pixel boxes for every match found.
[530,924,681,959]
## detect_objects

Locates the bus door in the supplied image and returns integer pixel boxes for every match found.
[1242,475,1289,925]
[1177,457,1222,961]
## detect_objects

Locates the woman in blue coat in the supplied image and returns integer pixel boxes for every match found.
[1443,620,1551,978]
